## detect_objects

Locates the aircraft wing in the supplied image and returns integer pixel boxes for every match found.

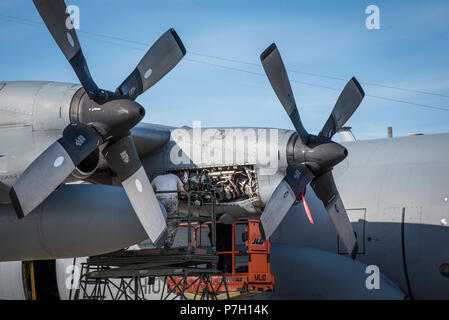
[131,123,173,157]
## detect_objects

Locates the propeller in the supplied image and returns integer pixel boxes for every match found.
[320,77,364,139]
[102,136,167,243]
[9,0,185,245]
[260,44,309,144]
[116,29,186,100]
[259,43,364,259]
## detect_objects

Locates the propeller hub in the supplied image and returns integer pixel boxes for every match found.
[288,133,348,175]
[305,140,347,172]
[71,89,145,140]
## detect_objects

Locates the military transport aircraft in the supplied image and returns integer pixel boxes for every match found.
[0,0,448,300]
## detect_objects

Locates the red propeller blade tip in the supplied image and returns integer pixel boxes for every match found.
[301,195,314,224]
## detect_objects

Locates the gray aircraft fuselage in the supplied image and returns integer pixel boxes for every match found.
[0,81,448,299]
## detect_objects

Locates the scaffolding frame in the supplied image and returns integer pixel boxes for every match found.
[74,263,229,300]
[72,189,229,300]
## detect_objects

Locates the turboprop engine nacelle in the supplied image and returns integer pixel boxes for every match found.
[0,184,151,261]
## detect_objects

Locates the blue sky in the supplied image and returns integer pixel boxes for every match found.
[1,0,449,140]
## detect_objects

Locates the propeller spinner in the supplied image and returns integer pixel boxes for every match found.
[259,43,364,259]
[9,0,186,246]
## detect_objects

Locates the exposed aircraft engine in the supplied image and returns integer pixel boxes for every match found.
[169,165,259,204]
[259,43,365,259]
[166,165,263,218]
[9,0,186,247]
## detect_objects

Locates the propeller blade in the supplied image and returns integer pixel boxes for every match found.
[260,43,309,144]
[311,171,358,259]
[103,136,167,245]
[33,0,99,98]
[116,29,186,100]
[320,77,365,139]
[9,123,101,218]
[260,165,314,240]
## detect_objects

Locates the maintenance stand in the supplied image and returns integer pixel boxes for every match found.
[72,191,274,300]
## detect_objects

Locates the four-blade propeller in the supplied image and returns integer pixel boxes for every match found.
[259,43,364,259]
[9,0,186,246]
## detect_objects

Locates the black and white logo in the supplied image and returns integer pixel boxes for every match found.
[293,169,301,180]
[252,237,265,245]
[75,135,86,147]
[120,150,130,164]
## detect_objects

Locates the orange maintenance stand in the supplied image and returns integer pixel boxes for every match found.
[168,219,274,297]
